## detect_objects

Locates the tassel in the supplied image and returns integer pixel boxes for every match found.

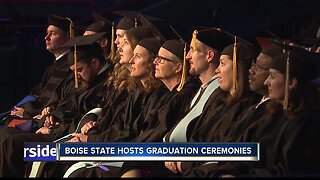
[110,21,115,60]
[232,36,237,93]
[283,51,290,110]
[134,18,138,27]
[66,17,78,88]
[177,43,187,91]
[191,30,198,51]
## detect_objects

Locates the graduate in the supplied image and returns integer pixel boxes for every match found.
[5,14,72,124]
[0,34,112,177]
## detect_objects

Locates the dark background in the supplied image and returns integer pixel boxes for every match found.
[1,0,320,112]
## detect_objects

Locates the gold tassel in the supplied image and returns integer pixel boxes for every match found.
[66,17,78,88]
[283,51,290,110]
[191,30,198,51]
[232,36,237,93]
[134,18,138,27]
[111,21,115,60]
[177,43,187,91]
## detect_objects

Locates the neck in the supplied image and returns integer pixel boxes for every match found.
[199,66,216,85]
[52,48,69,59]
[162,76,180,91]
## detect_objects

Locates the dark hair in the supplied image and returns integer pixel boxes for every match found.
[225,60,252,106]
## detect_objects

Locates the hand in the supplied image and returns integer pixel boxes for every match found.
[164,161,182,174]
[220,174,236,178]
[44,116,60,127]
[36,127,49,134]
[71,133,88,142]
[67,136,81,143]
[80,121,97,134]
[10,106,24,117]
[34,107,55,120]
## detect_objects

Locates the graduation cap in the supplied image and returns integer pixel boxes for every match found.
[161,39,187,91]
[48,14,71,33]
[114,10,162,30]
[60,33,105,88]
[87,11,113,34]
[116,16,135,30]
[139,13,166,43]
[137,38,161,55]
[125,26,154,49]
[92,11,112,25]
[270,42,320,109]
[191,28,234,52]
[87,11,115,60]
[114,10,162,23]
[260,44,283,60]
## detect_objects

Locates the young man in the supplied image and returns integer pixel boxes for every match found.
[10,14,72,119]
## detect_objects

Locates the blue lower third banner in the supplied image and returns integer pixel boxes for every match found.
[24,142,259,161]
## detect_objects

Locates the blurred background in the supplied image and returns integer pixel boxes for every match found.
[1,0,320,112]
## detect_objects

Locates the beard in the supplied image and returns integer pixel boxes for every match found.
[78,78,90,90]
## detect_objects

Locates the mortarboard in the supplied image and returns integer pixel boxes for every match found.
[116,17,135,30]
[191,28,234,52]
[270,41,320,109]
[48,14,70,33]
[139,13,166,43]
[92,11,112,25]
[87,11,113,34]
[125,26,154,49]
[90,11,115,60]
[260,44,283,59]
[137,38,161,55]
[114,10,162,30]
[61,32,106,47]
[161,39,185,60]
[60,33,105,88]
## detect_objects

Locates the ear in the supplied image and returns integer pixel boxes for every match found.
[288,77,298,90]
[175,63,183,74]
[207,49,215,63]
[100,38,108,48]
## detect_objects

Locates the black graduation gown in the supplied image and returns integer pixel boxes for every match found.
[66,86,168,178]
[0,65,112,177]
[180,99,284,177]
[135,77,201,143]
[22,53,72,117]
[177,94,259,177]
[119,78,201,176]
[251,110,320,177]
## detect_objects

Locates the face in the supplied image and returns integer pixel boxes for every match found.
[264,69,285,101]
[129,45,153,80]
[115,29,126,49]
[70,60,95,88]
[186,39,209,75]
[248,53,271,94]
[118,34,134,65]
[154,47,181,80]
[215,55,233,92]
[45,25,69,53]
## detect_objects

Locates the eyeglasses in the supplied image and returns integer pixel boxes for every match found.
[155,55,174,64]
[251,62,269,71]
